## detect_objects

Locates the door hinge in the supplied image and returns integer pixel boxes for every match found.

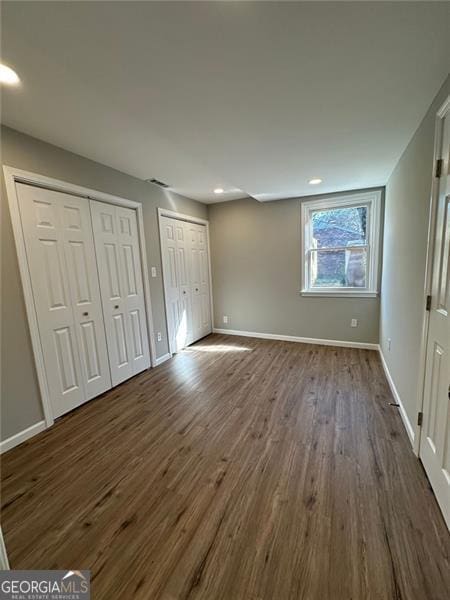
[417,412,423,427]
[435,158,443,178]
[426,295,432,311]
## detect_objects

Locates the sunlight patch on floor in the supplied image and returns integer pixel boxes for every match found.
[184,343,251,353]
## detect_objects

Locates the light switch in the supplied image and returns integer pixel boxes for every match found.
[151,266,157,278]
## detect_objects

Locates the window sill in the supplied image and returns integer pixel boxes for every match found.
[300,290,378,298]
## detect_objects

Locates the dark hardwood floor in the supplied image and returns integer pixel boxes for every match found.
[1,334,449,599]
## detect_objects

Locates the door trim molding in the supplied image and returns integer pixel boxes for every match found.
[0,527,9,570]
[157,207,209,226]
[3,166,157,436]
[153,352,172,366]
[416,95,450,455]
[158,208,214,355]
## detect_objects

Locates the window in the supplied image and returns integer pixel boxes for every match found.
[301,191,381,297]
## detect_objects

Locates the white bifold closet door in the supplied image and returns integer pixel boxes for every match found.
[160,217,193,352]
[160,216,212,353]
[185,221,212,342]
[90,201,150,386]
[17,184,111,418]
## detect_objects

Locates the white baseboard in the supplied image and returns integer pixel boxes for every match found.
[378,349,415,446]
[0,420,46,454]
[153,352,172,366]
[212,328,379,350]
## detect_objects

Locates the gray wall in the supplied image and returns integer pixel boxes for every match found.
[3,75,448,444]
[380,75,450,429]
[208,191,383,344]
[1,126,207,441]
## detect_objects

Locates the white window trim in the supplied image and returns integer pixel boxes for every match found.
[300,190,382,297]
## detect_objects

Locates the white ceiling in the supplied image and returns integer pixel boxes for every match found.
[2,1,449,203]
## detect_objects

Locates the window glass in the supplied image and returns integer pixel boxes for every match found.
[310,248,367,288]
[311,206,367,249]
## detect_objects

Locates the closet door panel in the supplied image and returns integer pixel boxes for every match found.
[17,184,85,418]
[161,216,212,351]
[91,201,150,384]
[67,241,91,304]
[113,313,129,366]
[91,201,133,385]
[187,223,202,341]
[130,309,144,359]
[187,223,212,342]
[160,217,183,352]
[116,206,150,374]
[60,194,111,399]
[175,221,193,346]
[197,226,212,334]
[104,243,122,300]
[53,327,80,396]
[41,239,69,313]
[80,321,102,381]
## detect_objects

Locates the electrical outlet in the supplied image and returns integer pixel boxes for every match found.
[351,318,358,328]
[223,315,229,324]
[387,338,392,351]
[157,332,162,342]
[151,266,157,278]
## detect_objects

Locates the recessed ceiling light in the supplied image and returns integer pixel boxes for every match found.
[309,178,322,185]
[0,64,20,85]
[214,188,224,194]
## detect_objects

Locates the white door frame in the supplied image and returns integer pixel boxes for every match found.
[158,207,214,355]
[3,165,157,428]
[0,526,9,570]
[415,95,450,455]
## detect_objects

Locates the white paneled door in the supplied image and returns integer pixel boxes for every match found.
[17,184,111,418]
[159,217,193,352]
[420,101,450,528]
[160,216,212,353]
[91,201,150,385]
[186,222,212,342]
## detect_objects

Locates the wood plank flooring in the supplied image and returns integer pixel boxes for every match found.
[1,334,449,599]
